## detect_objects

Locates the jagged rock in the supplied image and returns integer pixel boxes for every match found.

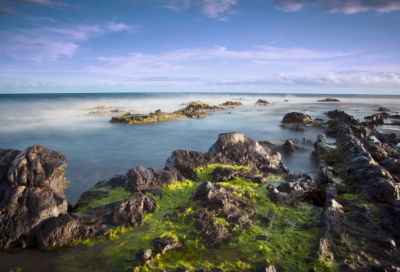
[211,167,239,182]
[374,132,400,145]
[364,113,390,125]
[151,236,182,254]
[0,145,69,248]
[282,112,312,124]
[256,265,277,272]
[166,132,288,180]
[0,148,21,182]
[361,139,400,162]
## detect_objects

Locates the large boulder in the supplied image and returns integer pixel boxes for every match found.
[282,112,312,124]
[0,145,69,248]
[166,132,288,180]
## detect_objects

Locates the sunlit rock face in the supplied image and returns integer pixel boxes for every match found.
[0,145,69,248]
[166,132,288,180]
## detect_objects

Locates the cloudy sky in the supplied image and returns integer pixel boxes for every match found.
[0,0,399,93]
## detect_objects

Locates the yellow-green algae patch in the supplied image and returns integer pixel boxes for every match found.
[196,163,251,181]
[16,166,337,272]
[74,186,133,214]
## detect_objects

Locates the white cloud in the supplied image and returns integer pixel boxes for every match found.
[275,0,400,14]
[0,22,136,61]
[86,45,354,76]
[162,0,237,19]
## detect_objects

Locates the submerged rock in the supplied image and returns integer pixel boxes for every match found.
[282,112,312,124]
[166,132,288,180]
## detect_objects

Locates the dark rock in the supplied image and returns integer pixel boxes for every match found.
[375,107,391,112]
[282,140,296,155]
[136,248,152,261]
[304,257,313,263]
[317,98,340,102]
[166,132,288,180]
[126,268,138,272]
[211,167,238,182]
[282,112,312,124]
[176,267,190,272]
[256,265,277,272]
[252,176,267,184]
[151,236,182,254]
[0,145,69,248]
[374,132,400,145]
[309,268,317,272]
[255,235,268,241]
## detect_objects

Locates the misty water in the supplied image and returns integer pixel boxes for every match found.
[1,93,400,205]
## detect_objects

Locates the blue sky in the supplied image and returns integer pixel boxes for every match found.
[0,0,400,94]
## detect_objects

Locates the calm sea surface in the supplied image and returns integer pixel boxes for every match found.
[1,92,399,204]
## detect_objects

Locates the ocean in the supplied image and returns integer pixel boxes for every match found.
[1,92,399,204]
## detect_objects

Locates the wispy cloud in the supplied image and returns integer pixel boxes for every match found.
[0,22,137,61]
[161,0,238,20]
[86,45,355,75]
[275,0,400,14]
[0,0,71,15]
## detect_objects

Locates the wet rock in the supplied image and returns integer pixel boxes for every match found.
[222,101,242,106]
[0,145,69,248]
[256,265,277,272]
[282,112,312,124]
[376,107,391,112]
[284,173,314,191]
[317,98,340,102]
[374,132,400,145]
[252,176,267,184]
[282,140,296,155]
[151,236,182,254]
[166,132,288,180]
[364,113,390,125]
[135,248,152,261]
[255,99,269,105]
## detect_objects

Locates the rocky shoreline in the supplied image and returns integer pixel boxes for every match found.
[1,107,400,271]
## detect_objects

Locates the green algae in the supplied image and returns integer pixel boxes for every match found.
[196,163,251,181]
[14,165,338,272]
[74,186,132,214]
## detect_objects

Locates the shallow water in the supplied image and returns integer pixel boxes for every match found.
[1,92,400,204]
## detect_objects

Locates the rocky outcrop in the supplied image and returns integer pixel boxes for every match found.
[281,112,312,124]
[0,145,69,248]
[364,112,391,125]
[166,132,288,180]
[255,99,269,105]
[376,107,391,112]
[269,173,323,206]
[151,236,182,254]
[317,98,340,102]
[222,101,243,106]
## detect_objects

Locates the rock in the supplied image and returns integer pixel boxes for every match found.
[252,176,267,184]
[0,148,21,182]
[166,132,288,180]
[317,98,340,102]
[74,189,109,210]
[211,167,239,182]
[135,248,152,261]
[126,268,138,272]
[151,236,182,254]
[0,145,69,248]
[256,265,277,272]
[374,132,400,145]
[222,101,243,106]
[282,112,312,124]
[375,107,391,112]
[282,140,296,155]
[364,113,390,125]
[176,267,190,272]
[255,99,269,105]
[255,235,268,241]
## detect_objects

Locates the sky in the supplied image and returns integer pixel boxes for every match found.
[0,0,400,94]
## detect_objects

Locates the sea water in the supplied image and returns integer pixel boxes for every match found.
[1,92,399,204]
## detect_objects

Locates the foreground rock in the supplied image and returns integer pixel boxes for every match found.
[282,112,312,124]
[0,145,69,248]
[166,132,288,180]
